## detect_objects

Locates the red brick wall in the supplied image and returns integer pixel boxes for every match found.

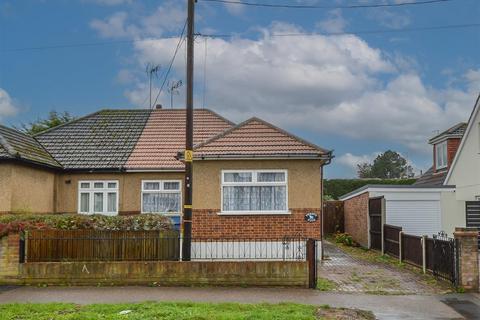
[344,192,369,247]
[192,208,321,239]
[447,138,461,168]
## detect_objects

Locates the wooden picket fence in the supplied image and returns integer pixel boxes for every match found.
[23,229,180,262]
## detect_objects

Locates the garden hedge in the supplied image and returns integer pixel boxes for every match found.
[0,214,173,238]
[324,178,416,200]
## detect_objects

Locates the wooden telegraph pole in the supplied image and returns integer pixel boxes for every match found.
[182,0,195,261]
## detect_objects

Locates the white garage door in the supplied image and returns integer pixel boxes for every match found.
[385,200,442,237]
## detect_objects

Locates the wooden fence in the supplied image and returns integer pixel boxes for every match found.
[383,224,402,257]
[24,230,180,262]
[381,225,458,285]
[323,201,344,235]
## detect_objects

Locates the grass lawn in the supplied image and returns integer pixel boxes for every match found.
[0,301,374,320]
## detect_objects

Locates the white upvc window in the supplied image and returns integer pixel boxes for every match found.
[78,181,118,215]
[221,170,288,214]
[141,180,182,215]
[435,141,448,170]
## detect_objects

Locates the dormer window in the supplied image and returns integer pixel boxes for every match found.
[435,141,447,170]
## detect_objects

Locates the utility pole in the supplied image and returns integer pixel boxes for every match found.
[182,0,195,261]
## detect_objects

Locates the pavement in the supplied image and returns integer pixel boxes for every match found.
[0,286,479,319]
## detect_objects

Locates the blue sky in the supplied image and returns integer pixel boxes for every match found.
[0,0,479,178]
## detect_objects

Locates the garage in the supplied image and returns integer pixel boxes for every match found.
[339,185,455,248]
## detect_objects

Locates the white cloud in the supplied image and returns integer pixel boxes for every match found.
[90,12,139,39]
[316,9,348,34]
[121,22,477,156]
[0,88,19,120]
[223,2,245,16]
[89,1,185,39]
[337,152,380,173]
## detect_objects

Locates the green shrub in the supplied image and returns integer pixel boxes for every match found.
[0,214,173,238]
[324,178,416,200]
[334,232,355,246]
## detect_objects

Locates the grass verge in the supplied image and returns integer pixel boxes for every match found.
[0,302,374,320]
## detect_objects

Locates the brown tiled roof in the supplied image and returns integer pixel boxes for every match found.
[192,117,329,159]
[125,109,234,170]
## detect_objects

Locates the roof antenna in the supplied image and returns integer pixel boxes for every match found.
[146,63,161,109]
[168,80,183,109]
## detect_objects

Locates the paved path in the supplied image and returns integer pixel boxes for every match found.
[318,241,450,294]
[0,286,478,319]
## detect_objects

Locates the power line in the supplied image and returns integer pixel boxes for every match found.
[0,36,180,53]
[198,22,480,38]
[151,19,188,109]
[201,0,455,9]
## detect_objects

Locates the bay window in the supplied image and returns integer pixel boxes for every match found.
[221,170,288,214]
[435,141,447,169]
[78,181,118,215]
[141,180,182,215]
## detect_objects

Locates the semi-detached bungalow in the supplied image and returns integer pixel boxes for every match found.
[0,107,332,241]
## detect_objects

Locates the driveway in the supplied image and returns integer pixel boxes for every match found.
[318,241,452,294]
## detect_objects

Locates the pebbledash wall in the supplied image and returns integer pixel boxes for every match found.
[343,192,369,247]
[55,171,184,215]
[0,163,56,214]
[192,159,323,239]
[1,158,323,239]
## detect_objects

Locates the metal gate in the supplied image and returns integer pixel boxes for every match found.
[369,197,383,250]
[431,232,459,286]
[466,201,480,249]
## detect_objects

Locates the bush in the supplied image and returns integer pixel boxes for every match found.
[324,178,416,200]
[334,232,355,246]
[0,214,173,238]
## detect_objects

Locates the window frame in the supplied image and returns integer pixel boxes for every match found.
[141,180,182,216]
[78,180,119,216]
[220,169,289,215]
[435,141,448,170]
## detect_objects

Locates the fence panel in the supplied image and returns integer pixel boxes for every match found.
[383,224,402,257]
[323,201,344,235]
[401,233,423,267]
[25,230,180,262]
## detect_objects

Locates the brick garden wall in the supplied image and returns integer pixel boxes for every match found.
[344,192,369,247]
[192,208,321,239]
[0,234,20,283]
[19,261,309,287]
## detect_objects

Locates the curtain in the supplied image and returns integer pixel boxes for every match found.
[107,193,117,212]
[80,193,89,212]
[143,192,181,213]
[223,186,286,211]
[94,193,104,212]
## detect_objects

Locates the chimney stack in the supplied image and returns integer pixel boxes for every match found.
[156,104,162,110]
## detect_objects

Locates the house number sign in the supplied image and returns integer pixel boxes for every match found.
[304,212,318,223]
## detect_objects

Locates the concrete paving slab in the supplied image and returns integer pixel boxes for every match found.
[0,286,473,319]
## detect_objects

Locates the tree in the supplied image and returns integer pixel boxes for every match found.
[356,150,414,179]
[16,111,76,135]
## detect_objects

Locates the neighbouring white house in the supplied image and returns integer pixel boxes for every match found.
[445,94,480,232]
[339,95,480,248]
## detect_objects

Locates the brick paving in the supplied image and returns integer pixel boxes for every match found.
[318,241,450,294]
